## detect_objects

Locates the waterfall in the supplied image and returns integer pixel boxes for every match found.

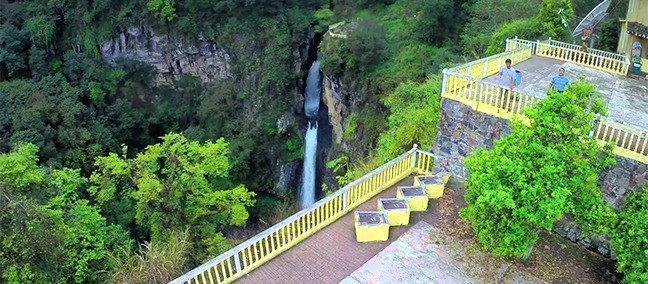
[300,61,320,209]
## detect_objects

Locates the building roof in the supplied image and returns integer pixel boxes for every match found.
[627,21,648,39]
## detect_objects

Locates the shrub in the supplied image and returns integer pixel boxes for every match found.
[461,82,616,258]
[610,184,648,284]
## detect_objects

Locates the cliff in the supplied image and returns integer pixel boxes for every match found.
[102,25,232,85]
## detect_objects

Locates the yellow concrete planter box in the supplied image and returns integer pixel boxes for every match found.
[354,211,389,242]
[377,198,410,226]
[414,175,445,199]
[396,186,429,212]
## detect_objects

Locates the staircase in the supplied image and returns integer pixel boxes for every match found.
[354,173,449,242]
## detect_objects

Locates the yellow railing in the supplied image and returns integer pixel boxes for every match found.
[170,147,435,284]
[505,37,630,75]
[450,44,533,80]
[446,43,534,95]
[327,21,349,39]
[594,119,648,164]
[545,39,628,63]
[442,41,646,164]
[443,71,540,121]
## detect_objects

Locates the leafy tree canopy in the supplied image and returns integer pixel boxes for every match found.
[0,143,132,284]
[90,133,256,263]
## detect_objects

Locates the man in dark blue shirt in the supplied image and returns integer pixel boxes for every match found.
[550,67,569,93]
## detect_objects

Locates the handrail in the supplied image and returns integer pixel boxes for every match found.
[442,70,540,121]
[170,146,432,284]
[442,56,646,164]
[448,44,534,79]
[594,119,648,164]
[505,37,630,75]
[547,39,628,63]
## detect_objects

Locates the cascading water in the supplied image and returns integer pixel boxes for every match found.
[300,61,321,209]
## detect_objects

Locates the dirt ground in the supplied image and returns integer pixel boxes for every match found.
[431,180,622,284]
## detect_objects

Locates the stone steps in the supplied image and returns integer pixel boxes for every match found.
[353,173,449,243]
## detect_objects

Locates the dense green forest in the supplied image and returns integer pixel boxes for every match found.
[0,0,635,283]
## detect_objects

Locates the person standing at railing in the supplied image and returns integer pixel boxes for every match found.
[499,59,516,109]
[549,67,570,93]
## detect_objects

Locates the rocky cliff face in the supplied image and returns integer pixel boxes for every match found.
[322,76,348,147]
[101,25,232,85]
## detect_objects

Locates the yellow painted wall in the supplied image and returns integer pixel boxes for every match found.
[620,1,648,62]
[627,0,648,24]
[642,58,648,72]
[618,21,628,53]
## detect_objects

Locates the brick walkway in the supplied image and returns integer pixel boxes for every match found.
[235,176,461,284]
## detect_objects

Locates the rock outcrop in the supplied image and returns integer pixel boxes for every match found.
[101,25,232,85]
[322,76,348,146]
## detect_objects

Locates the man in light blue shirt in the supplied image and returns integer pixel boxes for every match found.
[550,67,569,93]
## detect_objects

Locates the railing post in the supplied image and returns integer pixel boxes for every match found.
[412,144,418,169]
[234,253,243,274]
[342,191,347,210]
[441,69,449,94]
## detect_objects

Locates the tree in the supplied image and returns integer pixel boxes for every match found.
[0,24,29,80]
[597,18,620,52]
[0,143,132,284]
[90,133,256,263]
[610,184,648,284]
[414,0,456,45]
[536,0,573,39]
[461,0,541,57]
[376,77,441,161]
[346,19,388,73]
[147,0,178,21]
[485,18,543,55]
[460,82,616,258]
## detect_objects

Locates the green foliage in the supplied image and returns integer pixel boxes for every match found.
[536,0,573,39]
[413,0,456,45]
[90,133,255,263]
[460,82,616,258]
[610,185,648,284]
[346,19,388,72]
[485,18,543,55]
[597,18,620,52]
[0,24,29,79]
[24,15,55,49]
[0,143,132,284]
[284,136,304,162]
[147,0,178,21]
[461,0,541,58]
[314,8,337,32]
[376,77,441,161]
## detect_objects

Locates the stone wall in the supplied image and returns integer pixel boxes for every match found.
[431,99,510,179]
[432,98,648,258]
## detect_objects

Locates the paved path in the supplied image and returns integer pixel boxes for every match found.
[235,176,454,284]
[342,220,545,284]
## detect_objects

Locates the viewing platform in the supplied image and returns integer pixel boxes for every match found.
[171,38,646,284]
[443,38,648,163]
[481,55,648,132]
